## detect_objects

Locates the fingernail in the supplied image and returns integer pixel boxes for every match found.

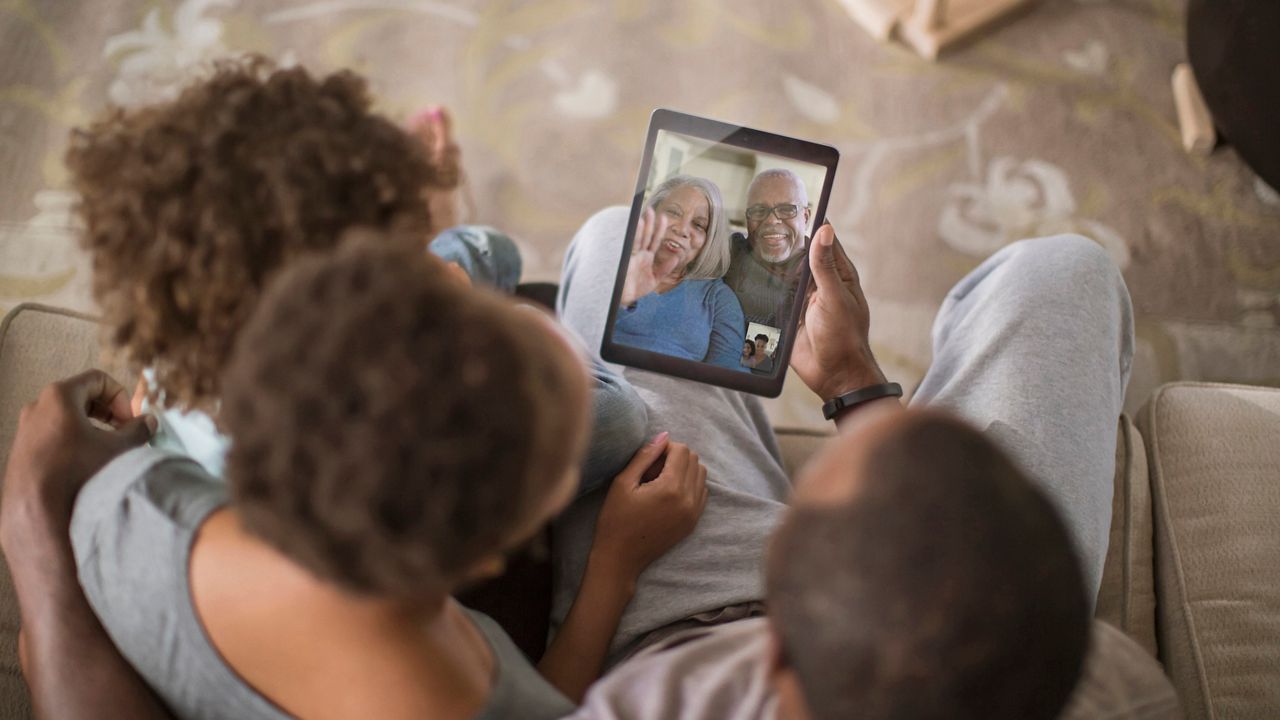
[429,107,443,120]
[650,431,669,445]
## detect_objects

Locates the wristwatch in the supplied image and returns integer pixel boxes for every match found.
[822,382,903,421]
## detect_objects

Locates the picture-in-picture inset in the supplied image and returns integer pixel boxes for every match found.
[741,322,782,375]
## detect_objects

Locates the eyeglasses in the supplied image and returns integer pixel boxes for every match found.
[745,203,806,222]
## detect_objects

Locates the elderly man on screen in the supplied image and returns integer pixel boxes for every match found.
[723,168,812,333]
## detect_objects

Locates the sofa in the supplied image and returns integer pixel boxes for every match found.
[1,302,1277,719]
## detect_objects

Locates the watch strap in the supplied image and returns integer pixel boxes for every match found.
[822,382,903,421]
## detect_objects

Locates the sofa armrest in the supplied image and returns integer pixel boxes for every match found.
[0,303,134,720]
[1137,382,1280,720]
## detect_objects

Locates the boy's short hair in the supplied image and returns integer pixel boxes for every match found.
[767,412,1089,720]
[67,56,435,411]
[221,233,588,597]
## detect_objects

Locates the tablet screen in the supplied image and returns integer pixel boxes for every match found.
[603,114,836,396]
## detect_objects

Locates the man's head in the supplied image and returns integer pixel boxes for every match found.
[67,56,436,412]
[745,169,810,264]
[221,233,591,598]
[754,333,770,354]
[766,409,1090,720]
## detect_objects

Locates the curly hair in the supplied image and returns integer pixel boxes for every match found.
[66,56,436,411]
[220,233,589,597]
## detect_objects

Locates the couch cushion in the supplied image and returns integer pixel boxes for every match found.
[0,304,132,720]
[1096,415,1158,656]
[1138,382,1280,720]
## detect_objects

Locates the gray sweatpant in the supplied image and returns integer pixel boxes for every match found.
[552,207,1133,661]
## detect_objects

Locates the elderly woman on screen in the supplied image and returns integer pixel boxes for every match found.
[615,175,747,370]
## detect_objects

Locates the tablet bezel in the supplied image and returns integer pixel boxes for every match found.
[600,109,839,397]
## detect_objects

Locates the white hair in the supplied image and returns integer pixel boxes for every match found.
[747,168,810,207]
[646,174,731,280]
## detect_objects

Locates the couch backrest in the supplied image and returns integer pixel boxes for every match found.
[0,304,135,720]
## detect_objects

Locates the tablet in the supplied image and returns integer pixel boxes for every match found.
[600,109,839,397]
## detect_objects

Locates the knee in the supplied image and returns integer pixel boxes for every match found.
[579,374,648,494]
[576,206,630,244]
[565,206,631,268]
[590,375,648,458]
[999,234,1125,302]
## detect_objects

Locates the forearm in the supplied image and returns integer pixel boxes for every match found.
[21,585,173,720]
[537,551,636,703]
[6,519,171,720]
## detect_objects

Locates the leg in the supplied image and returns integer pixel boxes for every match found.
[912,235,1134,602]
[576,350,649,496]
[556,208,628,356]
[428,225,522,293]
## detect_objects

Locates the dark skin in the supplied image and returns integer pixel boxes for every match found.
[0,370,173,720]
[3,224,891,718]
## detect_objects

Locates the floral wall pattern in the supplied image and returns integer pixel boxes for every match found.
[1,0,1277,428]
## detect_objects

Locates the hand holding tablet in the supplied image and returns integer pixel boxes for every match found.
[602,109,840,397]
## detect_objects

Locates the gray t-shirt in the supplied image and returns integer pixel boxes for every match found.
[550,370,792,665]
[71,446,574,720]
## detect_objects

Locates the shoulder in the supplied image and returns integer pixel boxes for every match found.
[72,445,228,609]
[72,446,227,545]
[705,281,745,317]
[689,278,738,302]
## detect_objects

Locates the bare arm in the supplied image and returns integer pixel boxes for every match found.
[10,529,173,720]
[0,372,174,720]
[537,437,707,702]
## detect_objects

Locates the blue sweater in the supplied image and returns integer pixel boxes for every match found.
[613,279,747,371]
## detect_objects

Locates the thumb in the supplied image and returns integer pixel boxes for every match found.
[808,224,840,295]
[112,414,156,450]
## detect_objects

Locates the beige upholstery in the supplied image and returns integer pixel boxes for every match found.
[1138,383,1280,720]
[772,427,831,480]
[1097,415,1159,656]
